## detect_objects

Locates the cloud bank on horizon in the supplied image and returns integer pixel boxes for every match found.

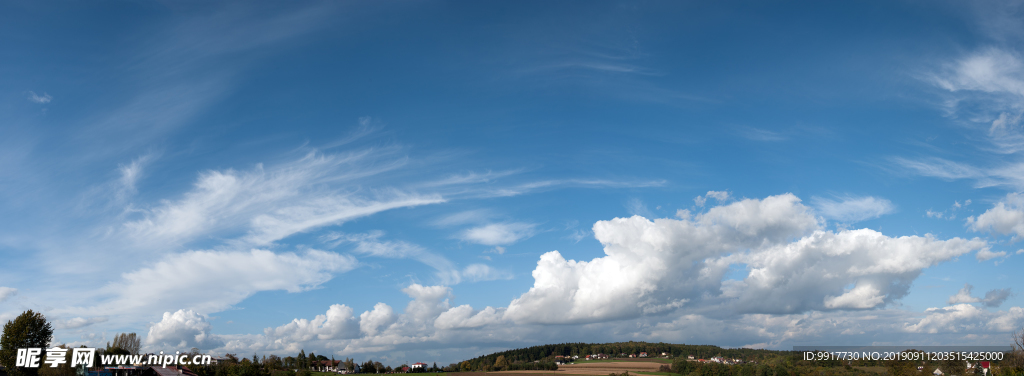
[1,0,1023,366]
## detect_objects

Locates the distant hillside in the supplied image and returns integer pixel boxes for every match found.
[456,341,788,371]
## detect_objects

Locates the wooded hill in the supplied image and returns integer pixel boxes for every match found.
[457,341,788,370]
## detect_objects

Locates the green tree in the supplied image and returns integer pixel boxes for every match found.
[942,358,966,376]
[266,355,282,370]
[494,355,509,371]
[0,310,54,376]
[887,354,916,376]
[343,358,355,374]
[361,360,377,374]
[38,344,75,376]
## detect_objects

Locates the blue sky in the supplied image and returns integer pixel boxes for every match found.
[1,0,1023,366]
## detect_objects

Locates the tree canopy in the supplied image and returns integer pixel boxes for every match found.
[0,310,54,376]
[108,333,141,355]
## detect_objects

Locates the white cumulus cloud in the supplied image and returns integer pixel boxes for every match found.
[976,248,1008,261]
[824,284,885,310]
[694,190,730,207]
[359,303,397,337]
[434,305,504,330]
[969,192,1024,237]
[503,194,986,324]
[721,229,985,313]
[265,304,360,343]
[146,309,224,350]
[905,305,1024,334]
[948,284,1012,307]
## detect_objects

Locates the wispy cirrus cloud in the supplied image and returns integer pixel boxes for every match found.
[420,169,665,199]
[328,231,461,284]
[890,156,1024,188]
[893,157,987,180]
[121,149,442,250]
[899,48,1024,188]
[474,178,666,198]
[431,209,495,227]
[83,248,357,320]
[459,222,537,246]
[26,91,52,104]
[324,231,512,285]
[54,316,108,330]
[811,195,895,223]
[738,126,786,142]
[0,287,16,302]
[73,2,347,158]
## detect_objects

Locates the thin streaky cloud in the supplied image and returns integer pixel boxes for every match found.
[738,126,786,142]
[26,91,52,104]
[812,195,895,223]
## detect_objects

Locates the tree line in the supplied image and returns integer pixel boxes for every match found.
[455,340,1024,376]
[4,310,1024,376]
[669,348,1024,376]
[455,341,790,371]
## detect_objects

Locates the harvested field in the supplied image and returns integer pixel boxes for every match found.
[450,372,488,376]
[560,361,663,372]
[587,359,672,364]
[628,359,671,363]
[488,361,666,376]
